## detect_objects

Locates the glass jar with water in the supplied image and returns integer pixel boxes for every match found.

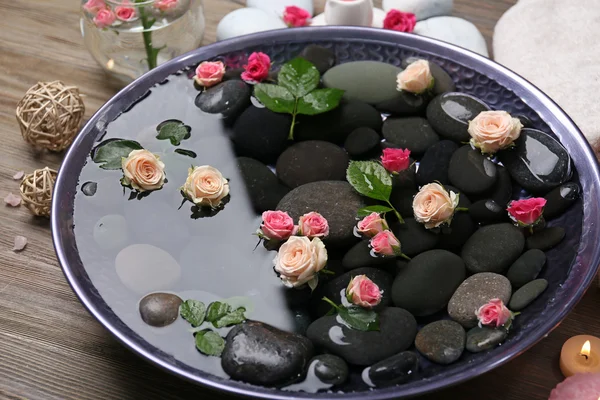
[81,0,205,84]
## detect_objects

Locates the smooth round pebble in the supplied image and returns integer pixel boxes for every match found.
[437,211,476,253]
[344,127,381,159]
[138,292,182,327]
[416,140,459,186]
[469,199,507,225]
[216,7,286,41]
[390,187,418,217]
[426,92,490,142]
[382,117,440,157]
[466,327,508,353]
[94,214,128,250]
[194,80,250,119]
[115,244,181,294]
[368,351,419,387]
[543,182,581,220]
[415,320,466,365]
[506,249,546,289]
[488,166,513,207]
[461,223,525,274]
[526,227,566,251]
[312,354,349,386]
[391,218,440,257]
[299,45,336,75]
[342,241,395,270]
[237,157,289,213]
[509,279,549,311]
[448,145,498,195]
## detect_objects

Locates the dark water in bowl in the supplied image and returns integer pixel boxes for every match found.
[74,72,298,380]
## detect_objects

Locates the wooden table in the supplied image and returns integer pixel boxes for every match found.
[1,0,598,399]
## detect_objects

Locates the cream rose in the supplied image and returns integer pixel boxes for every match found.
[273,236,328,289]
[181,165,229,208]
[468,110,523,154]
[396,59,434,94]
[413,183,459,229]
[121,149,166,192]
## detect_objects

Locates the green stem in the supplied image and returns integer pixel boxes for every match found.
[529,225,534,235]
[288,98,298,140]
[321,297,341,311]
[320,269,336,276]
[385,200,404,224]
[137,2,157,70]
[455,207,469,212]
[399,253,411,261]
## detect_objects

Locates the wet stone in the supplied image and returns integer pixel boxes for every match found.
[448,145,498,195]
[391,218,440,257]
[466,327,507,353]
[377,90,429,116]
[426,92,490,142]
[299,45,336,75]
[342,241,396,270]
[543,182,581,220]
[382,117,440,157]
[415,320,466,365]
[506,249,546,289]
[276,141,349,188]
[344,127,381,159]
[392,160,417,189]
[515,114,534,129]
[488,166,513,207]
[416,140,459,186]
[194,80,251,119]
[311,354,348,386]
[222,321,314,386]
[469,199,508,225]
[402,57,456,95]
[368,351,419,387]
[138,292,183,327]
[526,227,566,251]
[509,279,549,311]
[390,187,418,218]
[498,128,572,194]
[437,211,476,253]
[461,223,525,274]
[237,157,289,213]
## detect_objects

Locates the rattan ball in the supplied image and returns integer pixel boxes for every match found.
[16,81,85,152]
[20,167,58,218]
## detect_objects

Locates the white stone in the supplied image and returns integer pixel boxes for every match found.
[216,8,287,42]
[382,0,453,21]
[310,8,386,28]
[310,13,327,26]
[414,16,488,57]
[247,0,314,17]
[94,214,128,250]
[115,244,181,294]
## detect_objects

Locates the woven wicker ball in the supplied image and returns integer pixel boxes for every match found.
[20,167,58,218]
[16,81,85,152]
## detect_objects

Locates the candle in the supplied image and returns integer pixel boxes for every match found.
[549,372,600,400]
[560,335,600,377]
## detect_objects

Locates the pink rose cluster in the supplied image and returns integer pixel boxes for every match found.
[507,197,547,228]
[346,275,382,309]
[476,299,514,328]
[259,210,329,242]
[85,0,178,29]
[356,213,402,257]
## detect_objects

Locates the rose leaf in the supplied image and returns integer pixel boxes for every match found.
[296,88,345,116]
[92,139,143,170]
[174,149,197,158]
[212,307,246,328]
[338,307,380,332]
[278,57,320,98]
[346,161,393,202]
[194,330,225,357]
[254,84,296,114]
[180,299,207,327]
[156,121,191,146]
[205,301,232,323]
[357,205,394,217]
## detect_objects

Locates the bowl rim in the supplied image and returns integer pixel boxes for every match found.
[51,26,600,399]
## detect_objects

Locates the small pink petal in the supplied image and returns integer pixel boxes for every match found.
[12,170,24,180]
[4,193,21,207]
[12,236,27,252]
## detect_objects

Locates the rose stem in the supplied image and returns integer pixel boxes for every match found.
[321,296,341,311]
[455,207,469,212]
[136,1,158,70]
[288,98,299,140]
[399,253,411,261]
[386,201,404,224]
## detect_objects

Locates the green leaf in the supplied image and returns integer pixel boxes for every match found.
[213,307,246,328]
[254,84,296,114]
[346,161,393,202]
[195,330,225,357]
[174,149,197,158]
[338,307,380,332]
[205,302,232,323]
[357,205,394,217]
[179,300,206,327]
[278,58,320,97]
[156,120,191,146]
[296,88,345,116]
[92,139,143,170]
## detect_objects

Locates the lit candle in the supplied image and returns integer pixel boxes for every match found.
[560,335,600,377]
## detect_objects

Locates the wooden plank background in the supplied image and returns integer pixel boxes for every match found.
[2,0,599,399]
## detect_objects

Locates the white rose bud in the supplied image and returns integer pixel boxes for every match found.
[396,59,434,94]
[468,110,523,154]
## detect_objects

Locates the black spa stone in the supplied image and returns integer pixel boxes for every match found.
[426,92,490,142]
[487,166,513,208]
[416,140,459,186]
[222,321,314,386]
[311,354,348,386]
[469,199,507,225]
[237,157,289,213]
[306,307,418,366]
[515,114,534,129]
[437,212,476,253]
[390,187,418,218]
[344,127,381,159]
[295,101,383,144]
[382,117,440,157]
[368,351,419,387]
[526,227,566,251]
[509,279,549,311]
[448,145,498,195]
[390,218,439,257]
[276,141,349,188]
[543,182,581,220]
[415,320,466,365]
[392,160,417,189]
[232,107,291,163]
[466,327,507,353]
[299,45,336,75]
[277,181,365,247]
[461,223,525,274]
[402,57,456,95]
[342,241,396,270]
[194,80,251,119]
[498,128,572,194]
[223,67,244,81]
[377,90,429,115]
[506,249,546,289]
[391,249,466,316]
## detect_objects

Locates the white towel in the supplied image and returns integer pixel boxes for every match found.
[494,0,600,157]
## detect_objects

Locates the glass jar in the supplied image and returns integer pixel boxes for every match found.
[81,0,205,84]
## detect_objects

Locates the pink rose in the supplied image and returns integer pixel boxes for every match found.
[370,230,401,257]
[194,61,226,88]
[283,6,311,27]
[241,52,271,84]
[476,299,512,328]
[115,2,137,22]
[357,212,389,237]
[154,0,178,12]
[83,0,106,14]
[298,212,329,239]
[383,9,416,33]
[381,148,411,173]
[260,211,297,241]
[93,8,116,28]
[507,198,547,226]
[346,275,382,309]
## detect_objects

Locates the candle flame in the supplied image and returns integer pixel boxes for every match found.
[581,340,592,357]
